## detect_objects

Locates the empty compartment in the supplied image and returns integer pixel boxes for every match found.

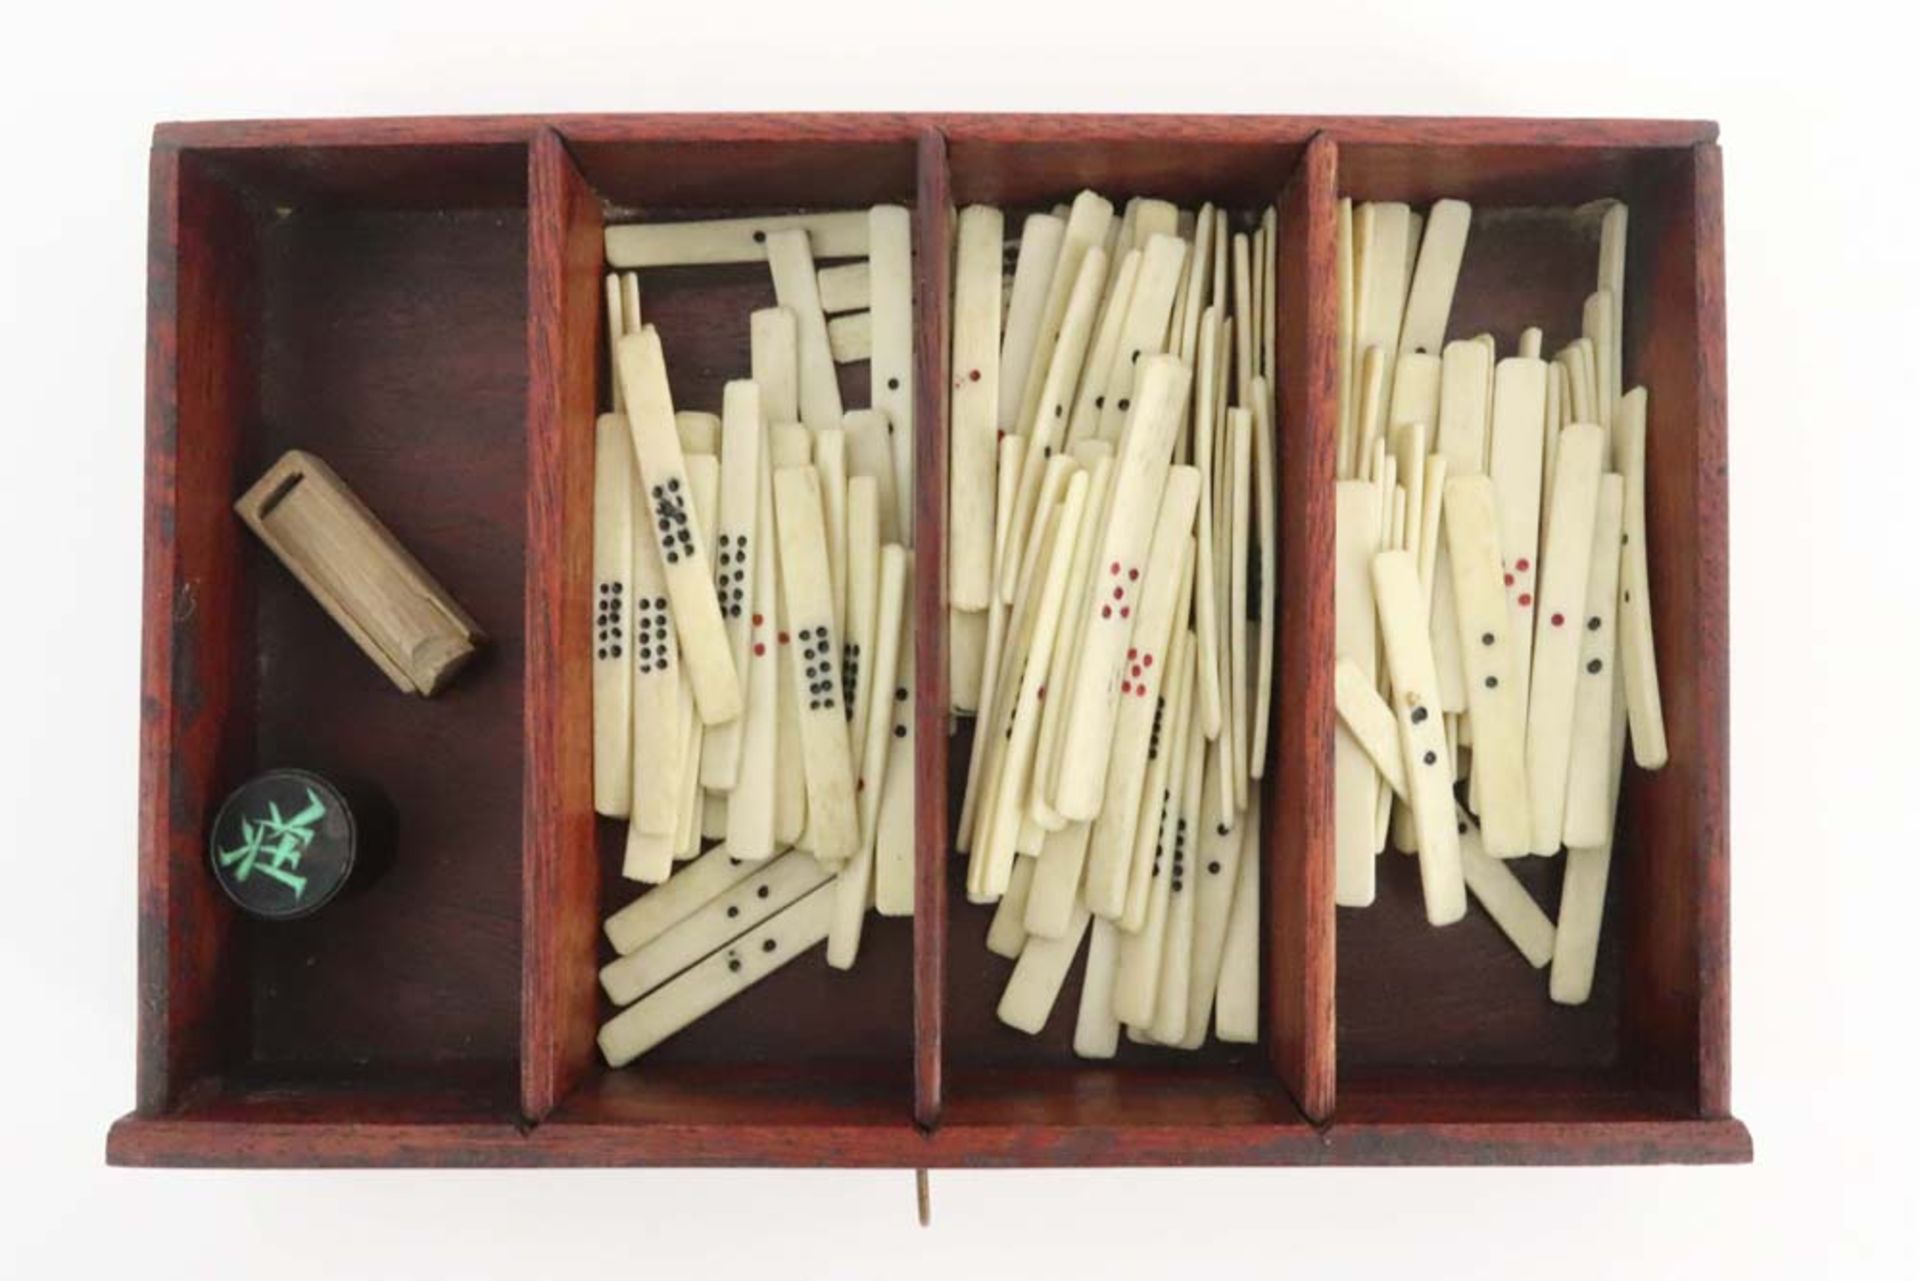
[935,122,1318,1143]
[115,137,531,1151]
[1332,137,1729,1128]
[528,124,924,1140]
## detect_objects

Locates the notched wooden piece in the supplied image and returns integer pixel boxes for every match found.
[236,449,483,696]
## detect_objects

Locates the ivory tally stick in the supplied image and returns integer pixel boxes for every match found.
[598,884,834,1067]
[606,211,867,268]
[826,311,871,363]
[615,328,744,725]
[1333,481,1382,906]
[769,428,812,849]
[843,478,881,782]
[874,558,917,917]
[1178,767,1250,1048]
[1093,234,1188,443]
[725,434,781,861]
[1334,659,1406,801]
[999,213,1066,433]
[1563,476,1626,849]
[764,229,844,431]
[1149,724,1210,1045]
[771,465,860,862]
[625,453,684,864]
[949,606,986,713]
[1250,383,1278,777]
[1372,551,1466,926]
[1000,246,1110,603]
[1078,478,1199,918]
[997,902,1092,1035]
[950,205,1006,611]
[1458,809,1555,967]
[698,381,765,790]
[1615,388,1669,768]
[750,308,800,426]
[591,417,637,816]
[985,856,1035,954]
[601,851,832,1005]
[977,473,1091,898]
[1054,355,1192,822]
[828,545,909,969]
[1523,423,1606,854]
[1072,917,1123,1058]
[868,205,915,536]
[603,843,764,956]
[843,410,899,545]
[1441,476,1531,857]
[1398,199,1471,357]
[1486,356,1548,713]
[816,260,870,314]
[1013,192,1114,448]
[1212,797,1261,1044]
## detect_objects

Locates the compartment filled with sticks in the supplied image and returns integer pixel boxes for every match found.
[946,191,1278,1057]
[588,207,919,1068]
[1333,193,1666,1010]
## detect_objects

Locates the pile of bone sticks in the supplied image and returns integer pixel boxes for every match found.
[948,192,1275,1054]
[588,209,917,1067]
[1335,197,1667,1005]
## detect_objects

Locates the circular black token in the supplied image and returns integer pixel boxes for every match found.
[208,769,368,921]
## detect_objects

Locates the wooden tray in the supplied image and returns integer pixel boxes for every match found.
[109,113,1747,1168]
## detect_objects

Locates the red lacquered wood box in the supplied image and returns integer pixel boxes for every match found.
[109,113,1747,1168]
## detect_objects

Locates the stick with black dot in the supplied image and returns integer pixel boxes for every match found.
[592,414,637,817]
[603,844,765,956]
[1372,549,1466,925]
[873,556,917,917]
[1562,475,1626,848]
[726,432,782,863]
[624,441,684,880]
[772,465,860,863]
[600,850,831,1005]
[1115,625,1198,1008]
[828,544,909,969]
[1178,750,1251,1049]
[949,205,1004,611]
[605,212,867,269]
[1523,422,1606,854]
[598,882,835,1067]
[868,205,915,542]
[615,327,744,727]
[1441,475,1532,857]
[698,380,765,791]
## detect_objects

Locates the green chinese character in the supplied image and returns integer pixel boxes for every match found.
[217,788,327,901]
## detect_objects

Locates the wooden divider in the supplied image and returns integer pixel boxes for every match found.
[911,127,954,1129]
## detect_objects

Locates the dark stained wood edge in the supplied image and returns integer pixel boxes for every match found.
[939,114,1715,149]
[137,144,187,1114]
[1271,133,1338,1124]
[154,117,543,149]
[521,129,603,1122]
[156,113,1717,154]
[1689,143,1731,1116]
[1322,117,1717,147]
[912,128,954,1131]
[1617,144,1719,1113]
[135,147,254,1113]
[107,1110,1748,1168]
[561,114,926,146]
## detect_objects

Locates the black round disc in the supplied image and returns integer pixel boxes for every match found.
[208,769,358,921]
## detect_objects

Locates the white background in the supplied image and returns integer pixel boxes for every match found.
[1,1,1912,1275]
